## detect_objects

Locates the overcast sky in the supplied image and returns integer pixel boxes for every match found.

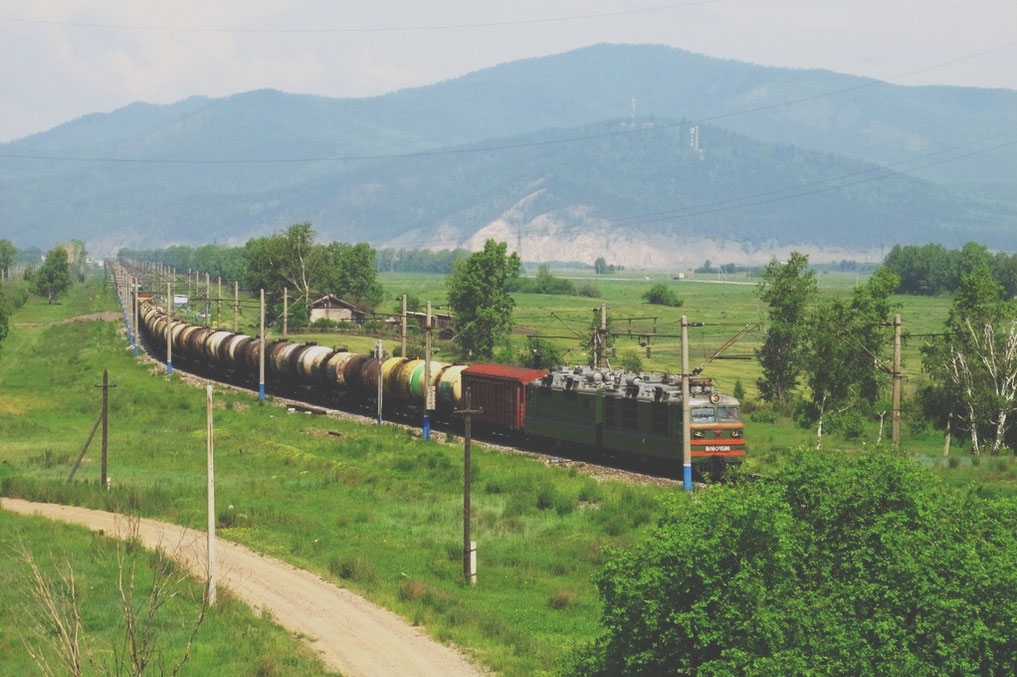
[2,1,1015,143]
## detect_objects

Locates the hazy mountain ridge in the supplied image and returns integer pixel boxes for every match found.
[2,43,1016,264]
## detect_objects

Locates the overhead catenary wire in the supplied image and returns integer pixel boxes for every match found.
[0,2,720,35]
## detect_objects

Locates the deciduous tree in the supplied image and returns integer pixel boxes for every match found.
[922,264,1017,454]
[446,239,520,359]
[755,252,816,405]
[34,246,71,304]
[803,267,899,447]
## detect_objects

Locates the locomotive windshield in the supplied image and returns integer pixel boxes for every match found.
[717,406,739,421]
[691,407,716,423]
[691,406,739,423]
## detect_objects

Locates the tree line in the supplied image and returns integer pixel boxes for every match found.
[121,224,384,327]
[883,241,1017,296]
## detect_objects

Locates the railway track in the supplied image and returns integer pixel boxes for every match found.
[131,330,682,488]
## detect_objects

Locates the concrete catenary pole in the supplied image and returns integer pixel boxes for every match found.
[401,293,407,359]
[682,315,692,492]
[891,313,902,446]
[233,281,239,333]
[423,301,433,440]
[166,281,173,375]
[258,289,266,401]
[376,340,384,424]
[283,287,288,338]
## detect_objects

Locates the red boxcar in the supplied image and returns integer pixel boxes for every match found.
[461,364,547,430]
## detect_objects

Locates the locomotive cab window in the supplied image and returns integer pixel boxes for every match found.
[691,407,716,423]
[717,406,739,421]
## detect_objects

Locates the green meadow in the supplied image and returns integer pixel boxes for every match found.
[2,267,1007,676]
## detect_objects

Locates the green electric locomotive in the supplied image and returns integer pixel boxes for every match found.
[524,366,745,477]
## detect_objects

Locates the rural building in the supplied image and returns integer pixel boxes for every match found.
[406,310,455,331]
[309,294,364,324]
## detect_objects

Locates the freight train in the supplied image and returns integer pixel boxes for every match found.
[136,298,745,478]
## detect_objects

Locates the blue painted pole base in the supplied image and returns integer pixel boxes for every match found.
[133,344,139,357]
[258,383,265,401]
[166,360,173,375]
[423,414,431,440]
[683,464,693,492]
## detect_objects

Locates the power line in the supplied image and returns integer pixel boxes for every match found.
[0,3,719,34]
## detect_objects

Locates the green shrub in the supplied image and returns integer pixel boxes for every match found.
[565,450,1017,676]
[641,283,683,307]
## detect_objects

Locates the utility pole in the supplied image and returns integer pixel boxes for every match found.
[591,303,608,368]
[455,388,482,584]
[682,316,692,492]
[133,277,140,357]
[375,340,384,424]
[166,281,173,375]
[891,313,902,446]
[98,369,116,488]
[283,287,288,338]
[423,301,433,440]
[217,277,222,328]
[233,281,239,333]
[205,273,211,327]
[259,289,266,401]
[206,385,217,606]
[401,294,407,359]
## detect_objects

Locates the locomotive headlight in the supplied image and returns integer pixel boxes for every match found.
[731,429,743,438]
[693,430,705,438]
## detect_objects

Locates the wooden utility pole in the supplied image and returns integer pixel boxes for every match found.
[681,315,692,492]
[891,313,902,446]
[455,388,482,584]
[68,370,116,485]
[206,385,217,606]
[98,370,116,488]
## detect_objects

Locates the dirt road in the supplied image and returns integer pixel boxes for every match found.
[2,498,481,677]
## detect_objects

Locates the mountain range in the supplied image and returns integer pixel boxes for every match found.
[2,43,1016,266]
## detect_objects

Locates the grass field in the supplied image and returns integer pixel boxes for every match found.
[1,274,673,675]
[3,266,1009,675]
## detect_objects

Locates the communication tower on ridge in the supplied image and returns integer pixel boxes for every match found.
[690,125,704,159]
